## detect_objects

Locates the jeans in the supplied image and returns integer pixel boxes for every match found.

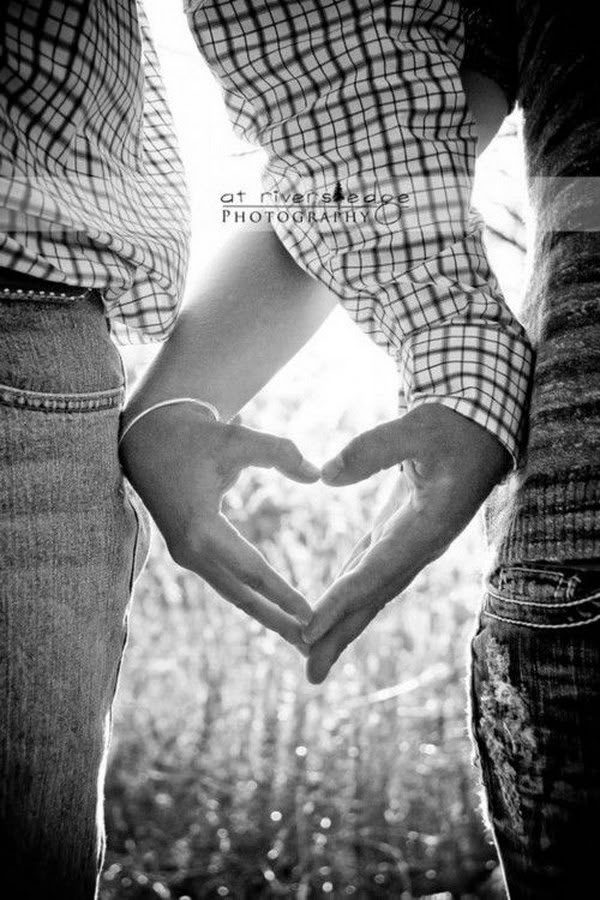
[0,286,151,898]
[470,564,600,898]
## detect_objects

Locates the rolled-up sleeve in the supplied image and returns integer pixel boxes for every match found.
[186,0,533,465]
[393,227,532,463]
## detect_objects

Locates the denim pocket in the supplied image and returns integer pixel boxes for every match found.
[0,291,124,398]
[482,565,600,629]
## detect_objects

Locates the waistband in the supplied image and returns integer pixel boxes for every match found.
[0,267,91,300]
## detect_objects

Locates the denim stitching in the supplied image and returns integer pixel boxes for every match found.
[0,384,124,412]
[482,609,600,629]
[485,585,600,608]
[0,286,90,301]
[498,566,566,581]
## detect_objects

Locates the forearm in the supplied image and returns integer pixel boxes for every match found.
[122,227,336,425]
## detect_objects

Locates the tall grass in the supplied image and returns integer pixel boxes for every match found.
[101,312,509,900]
[102,102,526,898]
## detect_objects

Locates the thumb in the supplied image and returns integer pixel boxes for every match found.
[321,419,415,486]
[234,425,321,483]
[306,607,375,684]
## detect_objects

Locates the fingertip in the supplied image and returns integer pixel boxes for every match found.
[306,655,327,685]
[321,456,343,483]
[294,642,310,659]
[299,459,321,481]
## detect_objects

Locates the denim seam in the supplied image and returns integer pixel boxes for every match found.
[497,565,566,580]
[0,286,91,301]
[0,384,124,412]
[481,609,600,629]
[485,585,600,608]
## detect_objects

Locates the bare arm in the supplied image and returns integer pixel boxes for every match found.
[123,228,336,424]
[119,227,336,651]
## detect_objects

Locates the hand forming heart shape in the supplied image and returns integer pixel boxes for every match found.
[119,401,510,684]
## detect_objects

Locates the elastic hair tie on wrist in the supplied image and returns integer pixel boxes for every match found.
[118,398,220,447]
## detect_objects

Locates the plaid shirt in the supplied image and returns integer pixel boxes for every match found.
[186,0,533,463]
[0,0,190,344]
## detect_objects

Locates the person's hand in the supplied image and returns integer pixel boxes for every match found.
[302,403,511,683]
[119,403,320,655]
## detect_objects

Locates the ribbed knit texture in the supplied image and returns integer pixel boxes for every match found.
[485,0,600,563]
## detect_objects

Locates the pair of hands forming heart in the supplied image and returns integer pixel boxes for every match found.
[119,400,509,684]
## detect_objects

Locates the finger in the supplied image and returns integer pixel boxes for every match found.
[209,515,313,625]
[302,512,427,645]
[335,475,406,579]
[301,568,377,647]
[203,561,310,657]
[321,419,417,486]
[230,425,320,483]
[307,449,484,645]
[306,606,376,684]
[301,539,393,645]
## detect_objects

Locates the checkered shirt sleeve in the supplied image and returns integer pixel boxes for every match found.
[0,0,191,344]
[185,0,533,465]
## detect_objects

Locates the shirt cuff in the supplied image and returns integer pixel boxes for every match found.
[397,320,534,468]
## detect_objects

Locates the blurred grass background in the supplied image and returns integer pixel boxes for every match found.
[101,4,528,897]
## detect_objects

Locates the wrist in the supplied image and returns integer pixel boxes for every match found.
[119,397,221,447]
